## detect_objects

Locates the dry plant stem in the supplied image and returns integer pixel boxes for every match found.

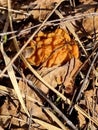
[0,0,64,78]
[0,0,30,117]
[0,115,62,130]
[43,108,68,130]
[0,30,17,36]
[76,51,98,100]
[28,81,78,130]
[0,6,29,16]
[70,51,98,114]
[74,43,98,78]
[28,109,32,130]
[1,73,98,126]
[0,115,26,123]
[69,0,75,7]
[1,0,98,127]
[0,12,98,37]
[55,10,88,56]
[7,0,71,121]
[8,0,19,51]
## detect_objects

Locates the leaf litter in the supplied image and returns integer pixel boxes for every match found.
[0,0,98,130]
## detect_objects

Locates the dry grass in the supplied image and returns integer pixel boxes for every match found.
[0,0,98,130]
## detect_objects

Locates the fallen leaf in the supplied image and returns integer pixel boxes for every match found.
[0,42,30,117]
[77,2,98,39]
[84,90,98,123]
[64,58,82,94]
[0,97,20,128]
[18,80,51,122]
[78,112,86,128]
[30,0,61,20]
[0,80,51,129]
[0,0,7,7]
[35,58,82,94]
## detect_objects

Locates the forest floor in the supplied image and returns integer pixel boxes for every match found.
[0,0,98,130]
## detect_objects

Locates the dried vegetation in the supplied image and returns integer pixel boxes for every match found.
[0,0,98,130]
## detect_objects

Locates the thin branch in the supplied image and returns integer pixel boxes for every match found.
[28,81,78,130]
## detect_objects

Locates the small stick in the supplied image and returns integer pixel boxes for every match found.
[28,81,78,130]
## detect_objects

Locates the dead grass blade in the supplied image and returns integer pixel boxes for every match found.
[0,84,42,107]
[1,73,98,126]
[0,42,30,117]
[44,108,69,130]
[28,81,78,130]
[0,85,15,95]
[0,0,64,78]
[55,10,88,56]
[32,118,62,130]
[75,105,98,126]
[0,114,62,130]
[22,58,98,127]
[75,51,98,103]
[0,1,29,117]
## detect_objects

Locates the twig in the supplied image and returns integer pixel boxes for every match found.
[1,71,98,126]
[28,81,78,130]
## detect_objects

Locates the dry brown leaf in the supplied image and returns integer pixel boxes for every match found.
[24,28,79,67]
[35,58,82,94]
[84,90,98,122]
[0,0,7,7]
[18,80,50,123]
[1,42,30,117]
[77,2,98,39]
[78,112,86,128]
[0,80,51,129]
[30,0,61,20]
[85,90,94,102]
[83,11,98,36]
[0,97,21,128]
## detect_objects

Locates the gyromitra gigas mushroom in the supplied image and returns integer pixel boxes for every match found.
[24,28,79,67]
